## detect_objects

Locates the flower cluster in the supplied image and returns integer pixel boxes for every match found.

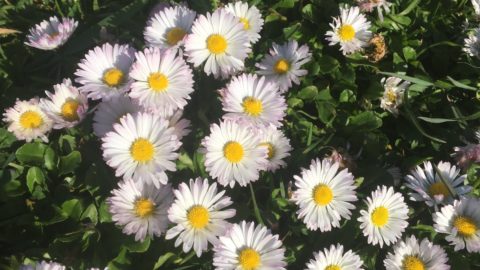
[9,1,480,269]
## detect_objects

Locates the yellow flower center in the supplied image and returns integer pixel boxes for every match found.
[386,89,397,103]
[148,72,169,92]
[207,34,228,54]
[223,141,244,163]
[325,265,342,270]
[48,32,60,40]
[61,100,80,121]
[242,97,263,117]
[312,184,334,206]
[166,27,187,46]
[238,248,261,270]
[240,17,250,30]
[454,216,477,237]
[259,142,275,160]
[402,256,425,270]
[134,198,155,218]
[19,111,43,129]
[338,24,356,42]
[273,58,290,74]
[130,138,155,163]
[428,182,450,197]
[187,205,210,229]
[371,206,389,227]
[103,68,124,87]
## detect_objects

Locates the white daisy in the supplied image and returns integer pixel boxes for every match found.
[168,109,191,141]
[144,5,196,49]
[201,119,268,188]
[464,28,480,59]
[166,177,236,257]
[358,185,409,247]
[473,0,480,15]
[20,261,65,270]
[39,78,88,129]
[75,43,135,100]
[92,94,143,137]
[3,98,53,142]
[325,5,372,55]
[101,112,181,187]
[184,8,251,79]
[224,1,264,44]
[405,161,472,207]
[305,244,364,270]
[291,158,358,232]
[107,179,173,241]
[384,235,450,270]
[356,0,392,21]
[220,74,286,127]
[213,221,287,270]
[256,40,311,93]
[25,16,77,50]
[380,76,410,116]
[129,47,194,117]
[257,125,291,172]
[433,197,480,253]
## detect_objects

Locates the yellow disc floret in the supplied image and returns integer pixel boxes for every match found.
[223,141,244,163]
[130,138,155,163]
[242,97,263,117]
[371,206,389,227]
[134,198,155,218]
[187,205,210,229]
[19,111,43,129]
[61,100,80,121]
[148,72,169,92]
[166,27,187,46]
[238,248,261,270]
[312,184,334,206]
[103,68,124,87]
[207,34,228,54]
[273,59,290,74]
[338,24,356,42]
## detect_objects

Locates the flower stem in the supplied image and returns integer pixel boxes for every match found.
[249,183,264,225]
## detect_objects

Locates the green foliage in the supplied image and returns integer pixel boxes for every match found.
[1,0,480,269]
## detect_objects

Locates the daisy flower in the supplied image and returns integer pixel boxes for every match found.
[256,40,311,93]
[40,78,88,129]
[325,5,372,55]
[101,112,181,187]
[384,235,450,270]
[75,43,135,100]
[3,98,53,142]
[20,261,65,270]
[25,16,77,50]
[358,185,409,247]
[473,0,480,16]
[166,177,236,257]
[453,143,480,169]
[433,197,480,253]
[464,28,480,59]
[201,120,268,188]
[92,94,143,137]
[129,47,194,117]
[184,8,251,79]
[356,0,392,21]
[168,109,191,141]
[257,125,291,172]
[213,221,287,270]
[291,158,358,232]
[224,1,264,44]
[380,76,410,116]
[305,244,364,270]
[144,5,196,49]
[405,161,472,207]
[107,179,173,241]
[220,74,286,127]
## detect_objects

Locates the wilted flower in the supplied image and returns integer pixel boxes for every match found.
[380,77,410,116]
[366,34,387,62]
[356,0,392,21]
[453,143,480,169]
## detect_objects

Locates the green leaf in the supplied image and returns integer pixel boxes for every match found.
[124,237,151,253]
[26,166,45,193]
[339,89,356,103]
[297,86,318,100]
[81,204,98,225]
[58,151,81,175]
[274,0,296,9]
[417,117,457,123]
[98,200,112,223]
[403,47,417,62]
[446,76,478,91]
[318,56,340,74]
[177,152,194,171]
[44,146,58,171]
[378,72,433,87]
[346,111,382,132]
[153,252,176,269]
[15,143,47,165]
[0,128,16,149]
[62,198,84,221]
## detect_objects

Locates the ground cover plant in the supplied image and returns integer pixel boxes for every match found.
[1,0,480,269]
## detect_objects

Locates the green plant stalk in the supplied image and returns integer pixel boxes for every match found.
[249,183,264,225]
